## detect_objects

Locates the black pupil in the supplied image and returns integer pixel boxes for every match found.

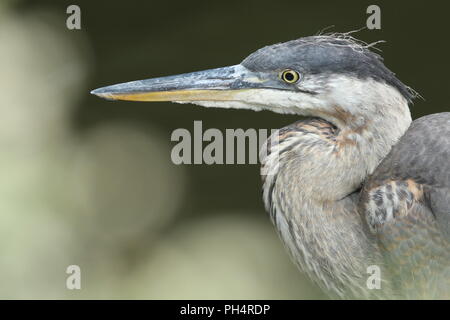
[284,72,295,81]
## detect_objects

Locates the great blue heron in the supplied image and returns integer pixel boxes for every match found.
[91,34,450,299]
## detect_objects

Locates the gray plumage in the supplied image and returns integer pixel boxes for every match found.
[242,35,415,102]
[92,33,450,299]
[360,113,450,298]
[252,35,449,299]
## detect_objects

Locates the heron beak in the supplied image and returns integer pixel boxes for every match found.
[91,65,268,102]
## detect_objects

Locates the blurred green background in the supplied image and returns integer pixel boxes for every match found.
[0,0,447,299]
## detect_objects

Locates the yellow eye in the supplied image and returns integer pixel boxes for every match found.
[280,69,300,83]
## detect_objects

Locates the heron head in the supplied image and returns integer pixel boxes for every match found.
[91,34,414,128]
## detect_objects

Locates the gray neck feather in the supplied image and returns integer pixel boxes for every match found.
[260,83,412,298]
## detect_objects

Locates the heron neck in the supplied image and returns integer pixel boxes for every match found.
[260,96,411,298]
